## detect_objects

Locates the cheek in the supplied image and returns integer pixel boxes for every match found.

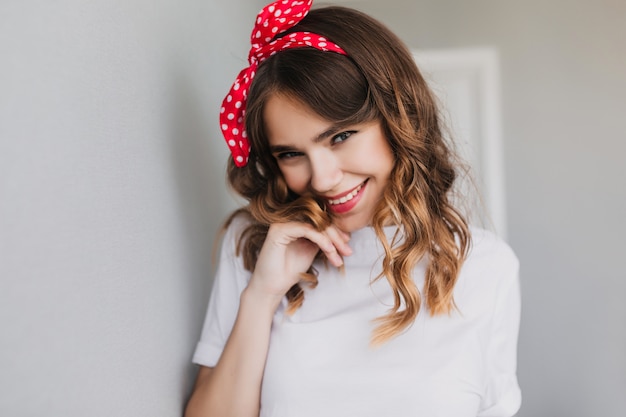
[374,137,395,175]
[357,140,394,174]
[281,167,309,194]
[380,148,395,177]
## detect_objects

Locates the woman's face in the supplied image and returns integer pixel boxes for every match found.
[263,94,395,232]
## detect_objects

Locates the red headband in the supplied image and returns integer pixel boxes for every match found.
[220,0,347,167]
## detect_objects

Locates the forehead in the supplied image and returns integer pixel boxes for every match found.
[263,94,333,145]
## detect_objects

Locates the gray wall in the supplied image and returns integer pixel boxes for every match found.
[0,0,261,415]
[340,0,626,416]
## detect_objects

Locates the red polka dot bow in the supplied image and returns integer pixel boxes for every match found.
[220,0,347,167]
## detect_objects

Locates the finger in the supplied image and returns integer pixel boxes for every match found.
[332,226,351,243]
[293,226,344,268]
[324,226,352,257]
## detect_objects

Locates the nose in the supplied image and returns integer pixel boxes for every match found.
[308,151,342,194]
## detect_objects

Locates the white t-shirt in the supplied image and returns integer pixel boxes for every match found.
[193,217,521,417]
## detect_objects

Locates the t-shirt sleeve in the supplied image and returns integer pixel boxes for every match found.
[478,245,522,417]
[192,217,251,367]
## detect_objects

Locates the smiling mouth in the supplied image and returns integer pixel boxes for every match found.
[326,180,367,206]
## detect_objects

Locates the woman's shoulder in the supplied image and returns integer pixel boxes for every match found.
[217,210,255,256]
[462,226,520,284]
[452,227,520,312]
[468,226,518,264]
[224,209,254,233]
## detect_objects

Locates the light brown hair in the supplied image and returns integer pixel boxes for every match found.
[224,6,470,345]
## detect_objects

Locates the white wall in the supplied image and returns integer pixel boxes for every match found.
[339,0,626,416]
[0,0,261,415]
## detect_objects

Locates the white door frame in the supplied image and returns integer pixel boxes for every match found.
[413,48,507,238]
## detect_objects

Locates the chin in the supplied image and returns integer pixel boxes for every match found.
[333,215,370,233]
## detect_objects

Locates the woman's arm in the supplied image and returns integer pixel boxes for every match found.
[185,286,281,417]
[185,222,351,417]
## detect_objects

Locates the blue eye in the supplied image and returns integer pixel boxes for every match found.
[332,131,355,144]
[276,151,302,160]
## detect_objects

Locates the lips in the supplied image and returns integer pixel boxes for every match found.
[325,180,368,214]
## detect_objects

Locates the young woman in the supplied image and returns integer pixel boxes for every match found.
[186,1,521,416]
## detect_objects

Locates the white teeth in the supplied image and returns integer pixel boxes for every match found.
[328,184,363,205]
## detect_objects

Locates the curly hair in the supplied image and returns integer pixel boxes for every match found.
[224,6,470,345]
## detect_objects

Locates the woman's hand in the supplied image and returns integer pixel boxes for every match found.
[186,222,351,417]
[247,222,352,300]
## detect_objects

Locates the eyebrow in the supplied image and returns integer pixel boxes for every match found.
[269,125,342,154]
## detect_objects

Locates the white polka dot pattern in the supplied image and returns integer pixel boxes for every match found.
[220,0,347,167]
